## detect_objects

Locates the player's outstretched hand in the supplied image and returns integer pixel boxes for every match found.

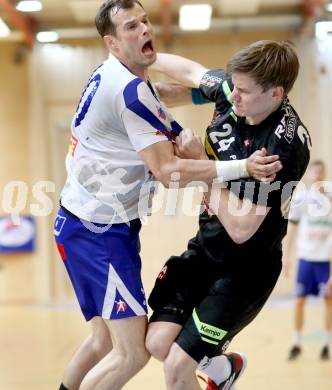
[247,148,282,182]
[174,128,208,160]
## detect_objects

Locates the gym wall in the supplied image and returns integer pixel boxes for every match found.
[0,29,331,304]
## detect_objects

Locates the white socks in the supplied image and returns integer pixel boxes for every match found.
[292,330,330,347]
[292,331,301,346]
[322,330,331,347]
[197,355,232,386]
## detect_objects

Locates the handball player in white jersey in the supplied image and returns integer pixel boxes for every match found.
[53,1,281,389]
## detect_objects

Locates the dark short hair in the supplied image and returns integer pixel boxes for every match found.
[310,159,325,169]
[95,0,144,37]
[227,40,299,96]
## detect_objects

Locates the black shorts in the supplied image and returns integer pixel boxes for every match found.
[148,236,282,362]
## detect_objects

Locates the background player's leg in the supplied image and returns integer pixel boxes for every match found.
[80,315,149,390]
[62,317,112,390]
[294,296,306,336]
[288,296,305,359]
[321,296,332,359]
[146,321,183,361]
[318,262,332,359]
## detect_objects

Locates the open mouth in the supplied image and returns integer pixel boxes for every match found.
[142,40,154,55]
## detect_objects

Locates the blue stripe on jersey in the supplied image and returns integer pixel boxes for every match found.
[124,78,169,132]
[147,80,181,135]
[123,78,182,138]
[170,121,182,136]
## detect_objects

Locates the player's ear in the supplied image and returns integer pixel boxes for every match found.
[103,34,118,51]
[272,86,284,100]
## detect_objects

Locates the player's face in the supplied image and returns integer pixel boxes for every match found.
[309,164,325,184]
[109,4,156,76]
[231,72,283,125]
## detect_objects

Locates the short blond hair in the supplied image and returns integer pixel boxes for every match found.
[227,40,299,95]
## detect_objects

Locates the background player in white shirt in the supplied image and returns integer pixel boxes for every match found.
[54,2,282,390]
[283,160,332,360]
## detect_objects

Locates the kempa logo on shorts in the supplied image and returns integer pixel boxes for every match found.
[200,324,222,339]
[193,310,227,345]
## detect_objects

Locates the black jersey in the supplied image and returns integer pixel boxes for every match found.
[197,69,311,265]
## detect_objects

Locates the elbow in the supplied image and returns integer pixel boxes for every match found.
[152,167,172,189]
[153,159,181,189]
[160,178,171,189]
[153,171,170,188]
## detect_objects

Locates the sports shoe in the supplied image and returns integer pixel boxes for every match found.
[320,345,330,360]
[204,352,247,390]
[288,345,301,360]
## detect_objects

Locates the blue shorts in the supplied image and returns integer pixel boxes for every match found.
[295,258,331,297]
[54,207,147,321]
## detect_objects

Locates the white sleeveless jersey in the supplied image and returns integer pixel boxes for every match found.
[289,189,332,261]
[60,54,182,224]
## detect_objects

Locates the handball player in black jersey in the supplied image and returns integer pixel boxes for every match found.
[146,41,311,390]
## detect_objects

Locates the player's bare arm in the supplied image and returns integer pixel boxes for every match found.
[151,53,208,88]
[154,81,193,107]
[172,131,282,242]
[139,136,278,189]
[139,140,217,188]
[175,130,282,182]
[201,148,284,243]
[206,187,271,244]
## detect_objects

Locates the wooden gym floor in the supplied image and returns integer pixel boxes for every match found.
[0,298,331,390]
